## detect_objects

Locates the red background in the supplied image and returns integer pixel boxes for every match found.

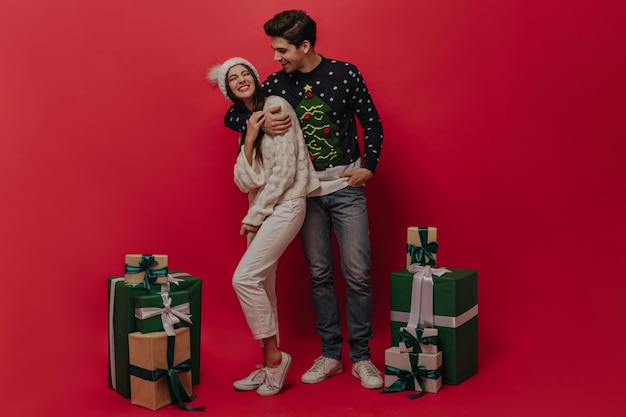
[1,1,624,416]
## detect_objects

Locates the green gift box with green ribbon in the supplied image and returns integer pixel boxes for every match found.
[108,271,202,398]
[134,291,191,334]
[390,267,478,385]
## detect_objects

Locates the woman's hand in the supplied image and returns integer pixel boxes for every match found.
[245,110,265,143]
[240,223,260,235]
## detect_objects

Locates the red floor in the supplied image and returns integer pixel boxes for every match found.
[4,315,622,417]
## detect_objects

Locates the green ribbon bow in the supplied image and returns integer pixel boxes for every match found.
[125,254,168,290]
[399,328,439,353]
[382,353,443,399]
[129,336,204,411]
[406,228,438,266]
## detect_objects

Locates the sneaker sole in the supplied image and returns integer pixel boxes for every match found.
[301,365,344,384]
[233,382,262,391]
[257,354,292,396]
[351,369,384,389]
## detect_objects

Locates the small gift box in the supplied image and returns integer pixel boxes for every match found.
[124,254,169,287]
[383,347,442,398]
[390,267,478,385]
[406,227,438,268]
[129,327,202,411]
[134,291,192,334]
[398,327,438,354]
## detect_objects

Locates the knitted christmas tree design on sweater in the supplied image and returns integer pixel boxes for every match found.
[295,84,343,169]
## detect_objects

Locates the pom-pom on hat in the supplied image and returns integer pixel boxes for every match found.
[206,57,260,101]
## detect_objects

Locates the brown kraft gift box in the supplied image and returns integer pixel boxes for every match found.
[406,227,438,268]
[128,327,192,410]
[124,254,169,285]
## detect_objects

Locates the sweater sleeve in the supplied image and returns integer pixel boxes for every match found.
[233,147,265,193]
[241,98,299,226]
[351,68,384,173]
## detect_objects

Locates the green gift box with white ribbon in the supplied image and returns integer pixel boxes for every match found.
[134,291,192,334]
[108,271,202,398]
[390,267,478,385]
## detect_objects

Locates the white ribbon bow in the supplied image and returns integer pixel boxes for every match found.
[166,274,183,286]
[135,292,192,336]
[406,264,451,328]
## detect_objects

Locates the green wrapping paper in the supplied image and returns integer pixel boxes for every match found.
[108,271,202,398]
[390,268,478,385]
[134,291,191,334]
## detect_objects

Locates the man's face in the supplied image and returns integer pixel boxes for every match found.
[270,36,305,73]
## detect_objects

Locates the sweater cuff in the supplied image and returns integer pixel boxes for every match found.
[363,158,378,174]
[242,213,264,227]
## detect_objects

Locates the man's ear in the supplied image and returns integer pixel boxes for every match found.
[301,40,311,53]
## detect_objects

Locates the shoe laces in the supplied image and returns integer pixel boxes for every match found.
[249,365,265,382]
[357,360,380,377]
[261,367,278,389]
[310,356,333,373]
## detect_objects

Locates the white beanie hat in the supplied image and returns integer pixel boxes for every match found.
[206,57,260,101]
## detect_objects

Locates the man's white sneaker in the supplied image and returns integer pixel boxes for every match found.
[256,352,292,396]
[301,356,343,384]
[233,365,265,391]
[352,360,383,389]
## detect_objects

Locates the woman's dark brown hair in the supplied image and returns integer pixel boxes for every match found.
[225,64,266,158]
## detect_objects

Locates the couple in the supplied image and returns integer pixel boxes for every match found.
[207,10,384,396]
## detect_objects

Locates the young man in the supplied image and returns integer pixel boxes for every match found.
[224,10,384,390]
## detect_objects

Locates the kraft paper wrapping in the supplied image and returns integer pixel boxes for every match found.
[129,327,192,410]
[124,254,169,285]
[406,227,438,268]
[384,347,442,394]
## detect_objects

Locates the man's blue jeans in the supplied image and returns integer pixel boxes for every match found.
[300,185,373,362]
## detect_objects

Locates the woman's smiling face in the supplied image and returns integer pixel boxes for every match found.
[227,64,256,103]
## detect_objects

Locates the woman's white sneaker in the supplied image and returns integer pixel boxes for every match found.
[233,365,265,391]
[256,352,292,396]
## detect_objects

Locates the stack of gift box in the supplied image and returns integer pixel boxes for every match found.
[107,254,204,411]
[384,227,478,399]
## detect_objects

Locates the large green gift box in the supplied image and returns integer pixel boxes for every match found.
[108,271,202,398]
[390,268,478,385]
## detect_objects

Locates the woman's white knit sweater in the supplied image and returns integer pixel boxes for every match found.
[234,95,320,226]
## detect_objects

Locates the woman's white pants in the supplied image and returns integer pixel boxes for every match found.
[232,197,306,343]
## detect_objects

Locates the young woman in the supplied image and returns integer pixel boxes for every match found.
[207,57,319,396]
